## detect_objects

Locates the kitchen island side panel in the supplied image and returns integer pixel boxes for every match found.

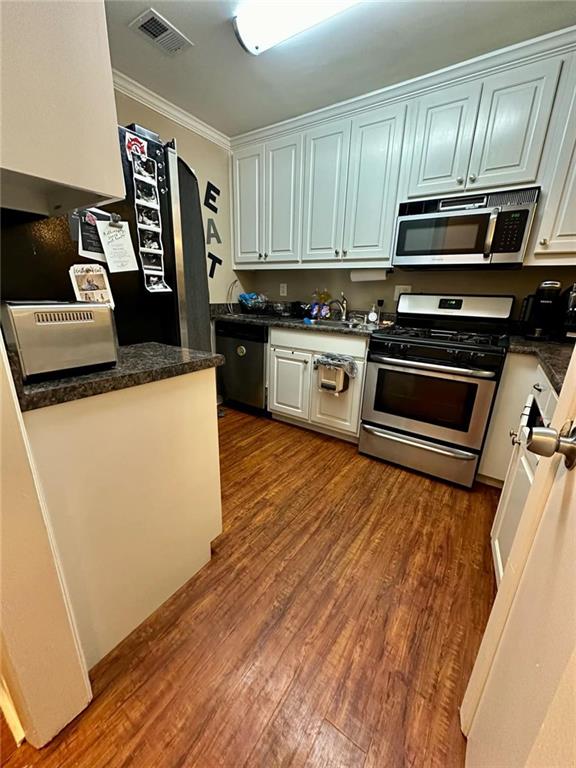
[23,368,222,668]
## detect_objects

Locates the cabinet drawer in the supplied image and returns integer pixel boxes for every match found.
[270,328,367,358]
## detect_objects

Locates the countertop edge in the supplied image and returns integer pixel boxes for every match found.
[508,337,574,395]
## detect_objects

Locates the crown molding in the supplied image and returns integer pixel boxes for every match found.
[112,70,231,152]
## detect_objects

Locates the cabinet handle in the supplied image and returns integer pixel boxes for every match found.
[258,253,263,260]
[334,249,340,257]
[342,249,348,257]
[456,176,464,185]
[264,253,269,260]
[303,359,309,365]
[539,238,549,246]
[469,173,477,183]
[533,383,543,392]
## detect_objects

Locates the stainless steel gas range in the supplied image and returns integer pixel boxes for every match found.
[359,294,514,487]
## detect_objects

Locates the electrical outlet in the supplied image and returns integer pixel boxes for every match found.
[394,285,412,301]
[279,283,288,297]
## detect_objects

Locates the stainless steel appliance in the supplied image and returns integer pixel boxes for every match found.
[561,283,576,339]
[1,301,117,379]
[359,294,514,487]
[520,280,563,339]
[392,187,539,268]
[215,319,268,410]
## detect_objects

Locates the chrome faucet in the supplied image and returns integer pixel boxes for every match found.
[328,291,349,321]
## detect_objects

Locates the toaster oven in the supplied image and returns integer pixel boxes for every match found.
[1,301,118,379]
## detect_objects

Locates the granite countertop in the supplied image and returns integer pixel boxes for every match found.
[11,342,224,412]
[509,337,574,394]
[214,313,377,337]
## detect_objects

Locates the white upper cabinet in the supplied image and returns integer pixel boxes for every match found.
[343,105,406,262]
[0,0,124,215]
[467,59,562,190]
[233,145,265,263]
[265,135,302,263]
[531,73,576,263]
[301,120,351,261]
[408,82,482,197]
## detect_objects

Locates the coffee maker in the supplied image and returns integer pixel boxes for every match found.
[561,283,576,339]
[520,280,563,339]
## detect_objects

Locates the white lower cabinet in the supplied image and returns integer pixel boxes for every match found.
[269,348,311,418]
[268,329,367,438]
[310,361,365,435]
[489,361,559,584]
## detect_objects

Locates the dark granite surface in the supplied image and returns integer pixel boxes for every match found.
[509,337,574,394]
[213,312,379,337]
[10,343,224,412]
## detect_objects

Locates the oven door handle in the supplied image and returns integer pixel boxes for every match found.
[369,355,496,379]
[483,207,500,258]
[361,424,477,461]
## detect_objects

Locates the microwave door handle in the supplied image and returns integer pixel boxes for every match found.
[369,355,496,379]
[483,208,500,257]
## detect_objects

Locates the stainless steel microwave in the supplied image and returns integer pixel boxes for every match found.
[392,187,539,268]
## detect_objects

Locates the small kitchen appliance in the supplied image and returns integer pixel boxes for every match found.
[519,280,563,339]
[1,301,118,379]
[392,187,539,268]
[359,293,514,487]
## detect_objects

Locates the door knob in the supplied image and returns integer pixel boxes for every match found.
[526,421,576,470]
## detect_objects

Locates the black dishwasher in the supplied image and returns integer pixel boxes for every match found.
[215,320,268,410]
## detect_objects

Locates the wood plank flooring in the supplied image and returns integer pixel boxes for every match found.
[3,410,498,768]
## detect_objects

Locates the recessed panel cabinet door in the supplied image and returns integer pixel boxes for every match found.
[343,106,405,262]
[468,59,562,190]
[233,145,264,263]
[408,81,482,197]
[302,120,351,261]
[265,135,302,263]
[269,348,311,419]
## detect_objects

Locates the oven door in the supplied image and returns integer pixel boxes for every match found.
[362,358,497,450]
[393,208,498,267]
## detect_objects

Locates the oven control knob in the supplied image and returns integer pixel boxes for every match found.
[398,343,409,355]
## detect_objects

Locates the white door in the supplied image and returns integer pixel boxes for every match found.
[467,59,562,190]
[408,81,482,197]
[233,144,265,264]
[269,347,312,419]
[342,105,405,263]
[310,361,365,435]
[301,119,351,261]
[534,81,576,261]
[462,347,576,767]
[264,134,302,263]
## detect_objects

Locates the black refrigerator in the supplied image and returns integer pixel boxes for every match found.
[1,124,211,351]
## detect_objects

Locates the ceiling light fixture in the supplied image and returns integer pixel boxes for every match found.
[233,0,362,56]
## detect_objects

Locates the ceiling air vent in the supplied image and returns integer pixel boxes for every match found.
[129,8,194,55]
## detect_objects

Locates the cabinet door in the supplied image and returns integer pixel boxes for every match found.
[310,361,365,435]
[533,81,576,262]
[491,443,535,585]
[468,59,561,190]
[265,134,302,263]
[301,120,351,261]
[343,106,405,263]
[269,348,311,420]
[233,145,265,264]
[408,81,482,197]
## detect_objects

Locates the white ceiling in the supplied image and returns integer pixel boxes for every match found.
[105,1,576,137]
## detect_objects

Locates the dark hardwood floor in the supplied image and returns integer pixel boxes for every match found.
[3,410,498,768]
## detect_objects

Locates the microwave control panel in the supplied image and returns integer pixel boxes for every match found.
[491,209,529,253]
